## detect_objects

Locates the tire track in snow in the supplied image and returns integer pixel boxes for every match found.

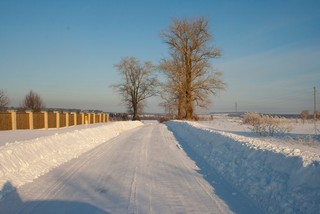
[127,166,138,214]
[15,137,120,213]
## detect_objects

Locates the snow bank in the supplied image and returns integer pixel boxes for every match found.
[166,121,320,214]
[0,121,143,199]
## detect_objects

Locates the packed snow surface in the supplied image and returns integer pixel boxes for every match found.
[0,121,143,198]
[0,122,235,213]
[166,118,320,214]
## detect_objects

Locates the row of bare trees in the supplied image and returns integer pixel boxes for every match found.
[0,90,10,111]
[0,89,45,112]
[113,17,226,120]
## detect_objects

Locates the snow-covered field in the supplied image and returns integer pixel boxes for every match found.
[166,115,320,214]
[0,116,319,213]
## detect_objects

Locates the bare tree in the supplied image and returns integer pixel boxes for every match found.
[161,17,226,120]
[112,57,158,121]
[21,90,46,112]
[0,89,10,111]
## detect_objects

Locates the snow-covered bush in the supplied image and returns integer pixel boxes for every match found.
[242,112,260,124]
[243,113,292,136]
[314,122,320,142]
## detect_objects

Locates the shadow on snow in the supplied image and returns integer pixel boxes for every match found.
[166,124,264,214]
[0,181,108,214]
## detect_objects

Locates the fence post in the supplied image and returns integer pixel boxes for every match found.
[42,111,48,129]
[92,113,96,124]
[98,113,101,123]
[54,111,60,128]
[9,110,17,130]
[65,112,69,127]
[88,113,91,124]
[26,111,33,130]
[72,112,77,125]
[81,112,84,125]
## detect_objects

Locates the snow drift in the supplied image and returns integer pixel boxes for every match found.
[0,121,143,199]
[166,121,320,214]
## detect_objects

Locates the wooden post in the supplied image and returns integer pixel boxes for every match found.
[73,112,77,125]
[87,113,91,124]
[99,113,102,123]
[65,112,69,127]
[26,111,33,130]
[92,113,96,124]
[54,111,60,128]
[106,114,109,122]
[42,111,48,129]
[9,110,17,130]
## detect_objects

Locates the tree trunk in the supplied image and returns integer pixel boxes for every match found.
[177,93,183,119]
[185,55,193,120]
[132,101,139,121]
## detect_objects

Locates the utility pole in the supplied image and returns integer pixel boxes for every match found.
[314,87,317,120]
[235,102,238,113]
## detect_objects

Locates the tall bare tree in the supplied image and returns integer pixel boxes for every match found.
[112,57,158,120]
[161,17,226,120]
[0,89,10,111]
[21,90,45,112]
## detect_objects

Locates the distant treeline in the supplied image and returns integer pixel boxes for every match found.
[109,113,164,121]
[212,112,302,119]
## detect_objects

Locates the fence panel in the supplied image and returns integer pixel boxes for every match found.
[60,113,66,128]
[48,112,56,128]
[95,114,100,123]
[16,112,29,129]
[33,112,44,129]
[69,114,74,126]
[0,112,12,130]
[90,114,94,124]
[77,114,83,125]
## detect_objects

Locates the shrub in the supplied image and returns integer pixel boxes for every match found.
[301,110,309,124]
[159,117,170,123]
[243,113,292,137]
[243,112,260,125]
[313,111,318,121]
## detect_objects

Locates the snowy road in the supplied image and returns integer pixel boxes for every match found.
[0,123,232,214]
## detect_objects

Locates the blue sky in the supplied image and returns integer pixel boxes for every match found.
[0,0,319,114]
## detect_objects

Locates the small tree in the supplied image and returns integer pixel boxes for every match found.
[0,89,10,112]
[21,90,45,112]
[112,57,158,121]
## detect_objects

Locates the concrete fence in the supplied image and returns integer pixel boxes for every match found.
[0,111,109,131]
